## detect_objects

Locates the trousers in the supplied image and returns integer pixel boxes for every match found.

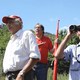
[32,62,48,80]
[5,69,33,80]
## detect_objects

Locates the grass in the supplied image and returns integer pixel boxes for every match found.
[47,68,68,80]
[0,75,5,80]
[57,73,68,80]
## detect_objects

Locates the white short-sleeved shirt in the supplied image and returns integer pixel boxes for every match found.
[3,29,41,73]
[64,43,80,80]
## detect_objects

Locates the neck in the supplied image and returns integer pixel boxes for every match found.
[36,34,43,39]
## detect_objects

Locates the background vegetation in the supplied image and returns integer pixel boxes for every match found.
[0,24,79,80]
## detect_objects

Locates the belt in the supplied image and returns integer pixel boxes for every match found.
[6,70,21,75]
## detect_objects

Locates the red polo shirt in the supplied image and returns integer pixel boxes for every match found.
[36,36,53,64]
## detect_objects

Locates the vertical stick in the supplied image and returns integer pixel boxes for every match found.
[53,20,60,80]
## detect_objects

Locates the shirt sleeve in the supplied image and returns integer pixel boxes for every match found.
[25,31,41,60]
[64,45,73,61]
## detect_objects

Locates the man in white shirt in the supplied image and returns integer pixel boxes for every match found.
[2,15,41,80]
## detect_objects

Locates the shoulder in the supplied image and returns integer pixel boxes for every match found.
[23,30,34,36]
[21,30,35,39]
[24,30,33,34]
[67,44,76,48]
[43,35,51,40]
[65,44,76,51]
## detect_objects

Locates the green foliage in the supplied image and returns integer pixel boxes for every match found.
[59,29,67,41]
[0,24,10,79]
[0,24,10,49]
[59,29,79,45]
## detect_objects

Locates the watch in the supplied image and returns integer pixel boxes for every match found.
[19,71,24,76]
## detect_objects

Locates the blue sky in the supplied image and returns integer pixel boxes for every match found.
[0,0,80,34]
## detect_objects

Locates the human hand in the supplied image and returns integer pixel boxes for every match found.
[16,73,24,80]
[65,25,76,38]
[38,42,46,46]
[69,25,77,34]
[54,38,60,44]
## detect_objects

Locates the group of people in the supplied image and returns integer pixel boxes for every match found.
[2,15,80,80]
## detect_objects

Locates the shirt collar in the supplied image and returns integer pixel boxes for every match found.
[11,29,23,39]
[15,29,23,37]
[36,35,44,39]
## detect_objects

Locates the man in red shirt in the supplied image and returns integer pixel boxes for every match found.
[33,23,54,80]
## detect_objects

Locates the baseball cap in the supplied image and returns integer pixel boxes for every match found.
[2,15,22,24]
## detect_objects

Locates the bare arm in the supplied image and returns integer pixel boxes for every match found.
[16,58,39,80]
[20,58,39,73]
[49,38,59,53]
[54,29,75,59]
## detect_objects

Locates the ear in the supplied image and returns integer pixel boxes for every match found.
[15,18,22,23]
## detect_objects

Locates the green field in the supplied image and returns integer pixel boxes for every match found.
[47,68,68,80]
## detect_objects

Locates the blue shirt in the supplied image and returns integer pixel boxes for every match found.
[64,43,80,70]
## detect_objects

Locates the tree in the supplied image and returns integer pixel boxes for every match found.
[59,29,79,45]
[0,24,10,49]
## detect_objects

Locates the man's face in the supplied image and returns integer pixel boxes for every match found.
[34,25,43,36]
[6,19,21,34]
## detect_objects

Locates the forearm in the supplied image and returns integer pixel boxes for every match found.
[55,34,71,59]
[16,58,39,80]
[21,58,39,74]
